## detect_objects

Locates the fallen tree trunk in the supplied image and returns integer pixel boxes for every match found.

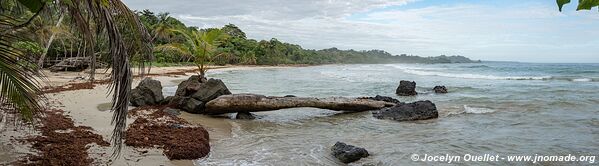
[203,94,396,114]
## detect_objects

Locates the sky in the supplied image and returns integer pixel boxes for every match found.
[122,0,599,63]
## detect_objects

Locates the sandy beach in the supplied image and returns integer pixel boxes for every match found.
[0,65,298,165]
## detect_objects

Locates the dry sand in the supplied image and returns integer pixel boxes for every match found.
[0,65,299,165]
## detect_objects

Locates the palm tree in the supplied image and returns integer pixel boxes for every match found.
[152,12,173,42]
[1,0,152,156]
[157,28,229,77]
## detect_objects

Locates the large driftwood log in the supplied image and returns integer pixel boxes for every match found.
[203,94,395,114]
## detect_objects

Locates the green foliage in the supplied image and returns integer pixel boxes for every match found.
[222,24,246,39]
[557,0,599,11]
[13,41,43,56]
[0,32,43,123]
[557,0,571,11]
[163,28,229,76]
[136,9,478,67]
[16,0,45,12]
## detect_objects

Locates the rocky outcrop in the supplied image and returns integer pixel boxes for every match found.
[396,80,417,96]
[433,86,448,93]
[363,95,402,104]
[235,112,256,120]
[170,76,232,114]
[331,142,369,163]
[130,78,164,107]
[174,75,205,96]
[372,100,438,121]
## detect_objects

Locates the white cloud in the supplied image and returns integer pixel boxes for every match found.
[122,0,599,62]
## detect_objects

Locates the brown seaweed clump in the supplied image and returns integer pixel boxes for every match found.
[19,109,110,166]
[125,108,210,160]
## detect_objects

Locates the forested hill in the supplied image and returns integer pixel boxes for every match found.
[137,10,479,65]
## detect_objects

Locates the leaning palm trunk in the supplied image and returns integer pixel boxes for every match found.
[37,13,64,69]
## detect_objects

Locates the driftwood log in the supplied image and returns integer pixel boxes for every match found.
[203,94,395,114]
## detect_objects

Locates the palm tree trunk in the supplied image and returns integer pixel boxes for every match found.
[37,13,65,69]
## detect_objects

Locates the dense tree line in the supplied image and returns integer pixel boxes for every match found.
[137,10,478,66]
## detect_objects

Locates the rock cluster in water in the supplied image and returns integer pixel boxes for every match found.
[130,78,164,106]
[168,75,232,114]
[433,86,448,93]
[331,142,369,163]
[372,100,438,121]
[396,80,417,96]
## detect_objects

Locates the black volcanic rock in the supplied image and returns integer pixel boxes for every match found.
[396,80,417,96]
[171,76,231,114]
[372,100,438,121]
[433,86,448,93]
[364,95,402,104]
[235,112,256,120]
[331,142,369,163]
[130,78,164,106]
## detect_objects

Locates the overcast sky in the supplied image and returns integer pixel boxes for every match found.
[122,0,599,63]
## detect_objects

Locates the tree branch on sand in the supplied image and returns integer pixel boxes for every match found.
[203,94,396,114]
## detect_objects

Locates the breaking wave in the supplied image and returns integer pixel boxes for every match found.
[385,64,597,82]
[400,68,551,80]
[464,105,497,114]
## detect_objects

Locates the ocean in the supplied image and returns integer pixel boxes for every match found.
[165,62,599,165]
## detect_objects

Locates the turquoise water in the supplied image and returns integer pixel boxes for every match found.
[167,62,599,165]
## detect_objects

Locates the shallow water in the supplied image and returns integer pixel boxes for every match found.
[165,62,599,165]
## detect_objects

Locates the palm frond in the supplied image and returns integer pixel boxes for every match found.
[154,43,191,55]
[88,0,152,157]
[0,26,44,123]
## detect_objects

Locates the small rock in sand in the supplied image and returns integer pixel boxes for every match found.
[236,112,256,120]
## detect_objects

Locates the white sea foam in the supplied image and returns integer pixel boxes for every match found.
[463,105,496,114]
[572,78,592,82]
[386,64,552,80]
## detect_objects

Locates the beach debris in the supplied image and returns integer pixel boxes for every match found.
[331,142,369,163]
[235,112,256,120]
[203,94,395,114]
[170,76,231,114]
[433,86,448,93]
[396,80,418,96]
[125,108,210,160]
[19,109,109,165]
[130,78,164,107]
[372,100,438,121]
[48,57,90,72]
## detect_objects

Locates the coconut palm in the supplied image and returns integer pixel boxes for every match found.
[157,28,229,77]
[1,0,152,156]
